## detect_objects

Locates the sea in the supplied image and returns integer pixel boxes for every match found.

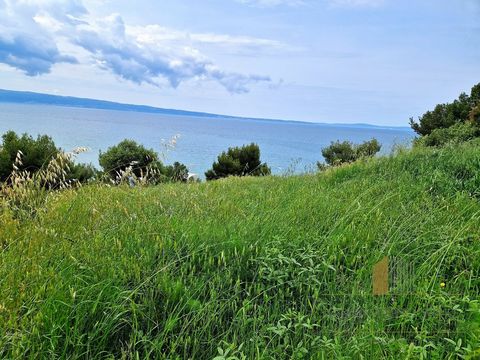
[0,103,414,176]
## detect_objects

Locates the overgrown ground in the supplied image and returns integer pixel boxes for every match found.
[1,141,480,359]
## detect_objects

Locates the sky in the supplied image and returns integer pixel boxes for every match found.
[0,0,479,125]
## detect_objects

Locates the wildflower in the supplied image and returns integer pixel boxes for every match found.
[440,282,446,288]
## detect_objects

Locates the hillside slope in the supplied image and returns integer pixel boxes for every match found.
[1,141,480,359]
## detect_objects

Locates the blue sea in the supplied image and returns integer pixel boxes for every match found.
[0,103,414,176]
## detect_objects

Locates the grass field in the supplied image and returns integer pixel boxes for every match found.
[1,141,480,359]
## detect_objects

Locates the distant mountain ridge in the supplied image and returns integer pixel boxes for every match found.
[0,89,234,119]
[0,89,410,129]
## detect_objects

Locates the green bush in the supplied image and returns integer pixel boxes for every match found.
[356,138,381,157]
[409,82,480,136]
[67,163,98,183]
[0,131,94,184]
[414,122,480,148]
[321,141,356,166]
[470,105,480,126]
[99,139,163,179]
[320,138,381,167]
[0,131,58,181]
[98,140,189,183]
[205,143,271,180]
[164,161,189,182]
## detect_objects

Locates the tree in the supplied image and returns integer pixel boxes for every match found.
[99,139,162,179]
[469,105,480,126]
[205,143,271,180]
[0,131,59,181]
[321,140,357,166]
[320,138,381,167]
[469,83,480,107]
[409,82,480,136]
[356,138,381,157]
[67,163,98,183]
[0,131,95,185]
[164,162,189,182]
[98,139,189,184]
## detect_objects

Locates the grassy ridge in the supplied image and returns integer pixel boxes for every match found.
[1,142,480,359]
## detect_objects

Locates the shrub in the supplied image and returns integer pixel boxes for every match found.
[98,139,189,184]
[164,161,189,182]
[356,138,381,157]
[0,131,94,184]
[0,131,58,182]
[320,138,381,167]
[99,139,163,180]
[321,141,357,166]
[469,105,480,126]
[409,82,480,136]
[67,163,98,183]
[414,122,480,148]
[205,143,271,180]
[1,148,90,217]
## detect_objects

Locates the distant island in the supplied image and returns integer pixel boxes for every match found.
[0,89,235,119]
[0,89,409,130]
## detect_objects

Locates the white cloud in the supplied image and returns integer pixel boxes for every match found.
[71,14,271,92]
[0,0,274,93]
[128,25,297,56]
[0,0,79,75]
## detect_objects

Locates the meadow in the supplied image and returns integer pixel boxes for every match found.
[0,140,479,359]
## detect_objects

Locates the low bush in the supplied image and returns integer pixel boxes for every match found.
[414,122,480,148]
[205,143,271,180]
[99,139,162,180]
[0,130,95,184]
[98,139,189,184]
[319,138,381,168]
[0,131,57,181]
[470,105,480,125]
[164,161,189,182]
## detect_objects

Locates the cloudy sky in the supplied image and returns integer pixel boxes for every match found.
[1,0,479,125]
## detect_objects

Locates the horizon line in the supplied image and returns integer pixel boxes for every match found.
[0,88,412,130]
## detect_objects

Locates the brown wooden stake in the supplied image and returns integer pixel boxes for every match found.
[373,256,389,295]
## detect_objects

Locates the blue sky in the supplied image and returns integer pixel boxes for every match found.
[0,0,479,125]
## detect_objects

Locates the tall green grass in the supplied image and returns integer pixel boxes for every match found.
[1,141,479,359]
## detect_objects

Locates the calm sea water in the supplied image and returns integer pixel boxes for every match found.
[0,103,414,176]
